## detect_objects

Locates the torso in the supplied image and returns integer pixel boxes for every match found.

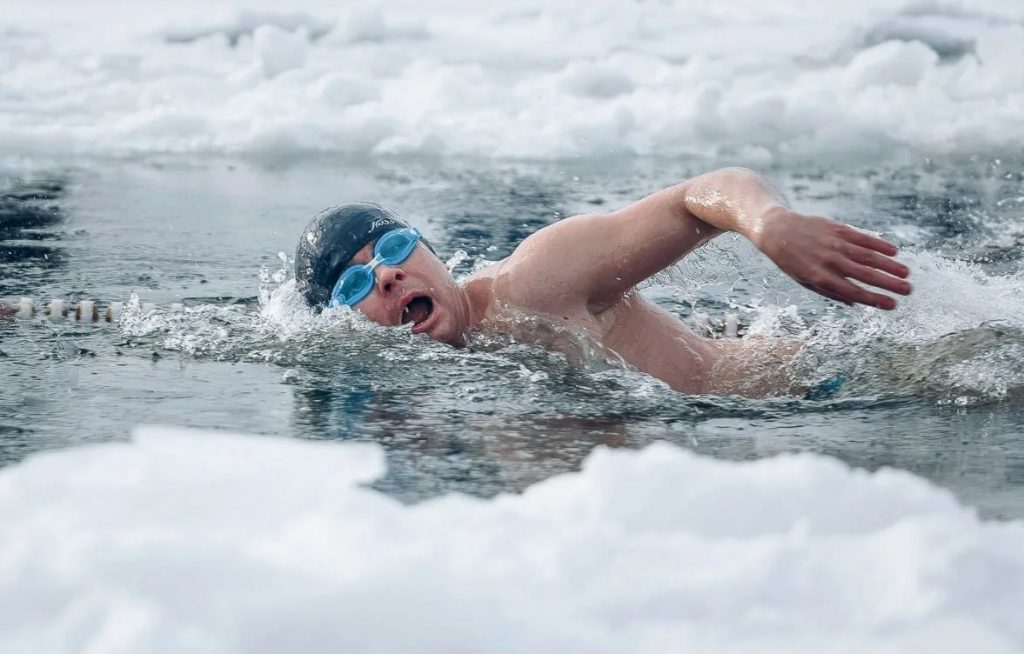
[462,259,799,398]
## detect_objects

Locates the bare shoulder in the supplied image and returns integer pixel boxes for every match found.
[503,214,607,266]
[489,215,605,314]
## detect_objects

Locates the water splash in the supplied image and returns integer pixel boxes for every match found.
[256,251,289,306]
[115,241,1024,408]
[741,250,1024,404]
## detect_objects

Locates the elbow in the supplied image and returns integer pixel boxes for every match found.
[716,166,763,180]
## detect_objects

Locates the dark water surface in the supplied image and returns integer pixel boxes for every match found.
[1,156,1022,518]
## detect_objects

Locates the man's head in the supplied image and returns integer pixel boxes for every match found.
[295,203,468,344]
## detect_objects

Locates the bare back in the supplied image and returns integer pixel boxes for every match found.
[460,255,791,396]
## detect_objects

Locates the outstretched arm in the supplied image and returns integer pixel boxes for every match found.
[680,168,911,309]
[509,167,911,312]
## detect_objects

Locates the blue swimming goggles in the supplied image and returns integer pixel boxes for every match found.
[328,227,422,308]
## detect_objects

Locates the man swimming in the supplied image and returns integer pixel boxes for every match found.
[294,167,912,397]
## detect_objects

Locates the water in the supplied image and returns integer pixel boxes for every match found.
[1,156,1023,518]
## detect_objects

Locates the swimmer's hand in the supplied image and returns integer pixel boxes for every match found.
[755,208,912,310]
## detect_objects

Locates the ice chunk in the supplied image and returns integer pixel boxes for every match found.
[252,24,309,78]
[845,40,939,91]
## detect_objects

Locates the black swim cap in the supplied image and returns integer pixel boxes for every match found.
[294,203,435,310]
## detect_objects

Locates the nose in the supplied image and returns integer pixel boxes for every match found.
[375,265,405,296]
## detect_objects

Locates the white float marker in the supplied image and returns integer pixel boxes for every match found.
[693,311,713,336]
[106,301,124,322]
[725,313,739,338]
[17,298,34,319]
[76,300,96,321]
[2,298,200,323]
[47,299,67,320]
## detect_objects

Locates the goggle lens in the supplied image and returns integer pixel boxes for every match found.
[377,230,417,261]
[338,267,372,301]
[329,228,422,308]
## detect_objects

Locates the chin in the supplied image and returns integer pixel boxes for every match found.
[431,318,465,347]
[430,322,455,345]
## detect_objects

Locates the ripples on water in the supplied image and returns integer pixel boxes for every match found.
[1,158,1022,517]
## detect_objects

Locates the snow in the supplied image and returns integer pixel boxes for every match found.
[1,425,1022,653]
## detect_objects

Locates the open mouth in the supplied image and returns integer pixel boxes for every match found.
[401,295,434,328]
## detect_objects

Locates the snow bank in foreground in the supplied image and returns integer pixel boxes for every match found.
[1,426,1023,653]
[1,0,1023,163]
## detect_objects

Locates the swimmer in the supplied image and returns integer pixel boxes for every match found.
[294,167,912,397]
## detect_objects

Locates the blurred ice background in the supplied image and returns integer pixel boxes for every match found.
[2,0,1022,163]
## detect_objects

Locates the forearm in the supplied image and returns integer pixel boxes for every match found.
[677,167,790,247]
[678,169,911,310]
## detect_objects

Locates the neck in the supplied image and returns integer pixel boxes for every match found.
[451,276,493,345]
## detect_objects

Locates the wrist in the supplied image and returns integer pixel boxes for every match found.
[749,204,790,250]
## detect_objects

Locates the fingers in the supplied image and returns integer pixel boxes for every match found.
[834,259,912,296]
[842,243,910,279]
[801,281,852,307]
[794,219,911,310]
[818,276,897,310]
[843,226,899,256]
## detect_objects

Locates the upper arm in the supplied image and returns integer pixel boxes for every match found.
[503,182,721,312]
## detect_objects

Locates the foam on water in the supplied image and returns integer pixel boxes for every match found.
[2,0,1023,163]
[786,251,1024,403]
[0,426,1022,653]
[628,213,1022,403]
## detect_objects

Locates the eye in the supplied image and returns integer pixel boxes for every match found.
[340,268,371,295]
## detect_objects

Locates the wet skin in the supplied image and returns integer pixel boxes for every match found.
[340,167,912,397]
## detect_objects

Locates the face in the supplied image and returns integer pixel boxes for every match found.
[342,240,468,345]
